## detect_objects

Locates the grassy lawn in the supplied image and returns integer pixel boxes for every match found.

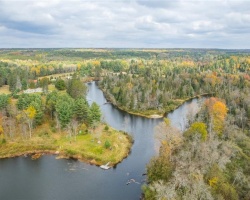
[48,84,56,92]
[0,123,132,166]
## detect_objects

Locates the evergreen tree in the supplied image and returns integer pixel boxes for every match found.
[0,94,9,111]
[46,91,58,118]
[67,76,87,99]
[88,102,101,126]
[55,94,74,128]
[74,98,89,123]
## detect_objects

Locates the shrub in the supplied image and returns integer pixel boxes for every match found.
[104,140,111,149]
[104,125,109,131]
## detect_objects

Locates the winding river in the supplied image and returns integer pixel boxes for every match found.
[0,82,204,200]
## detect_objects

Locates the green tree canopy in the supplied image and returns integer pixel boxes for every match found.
[88,102,101,127]
[55,79,66,90]
[67,76,87,99]
[74,98,89,123]
[55,94,74,128]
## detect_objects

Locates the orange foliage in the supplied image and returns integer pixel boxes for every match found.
[204,73,221,87]
[205,98,228,135]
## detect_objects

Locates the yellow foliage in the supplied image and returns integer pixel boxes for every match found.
[30,66,40,75]
[121,60,129,69]
[212,101,228,135]
[24,106,36,119]
[92,60,100,67]
[16,114,22,122]
[209,177,218,187]
[0,125,3,135]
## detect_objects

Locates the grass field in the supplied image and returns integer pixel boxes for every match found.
[0,85,11,94]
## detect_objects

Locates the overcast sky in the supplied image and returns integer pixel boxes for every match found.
[0,0,250,48]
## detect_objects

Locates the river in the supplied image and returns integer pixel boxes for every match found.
[0,82,204,200]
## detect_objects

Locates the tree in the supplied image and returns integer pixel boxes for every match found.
[24,105,36,138]
[67,76,87,99]
[205,98,228,136]
[0,94,9,111]
[39,77,49,93]
[155,118,183,161]
[46,91,58,119]
[30,101,43,126]
[184,122,208,141]
[67,118,79,141]
[55,94,74,128]
[74,98,89,122]
[88,102,101,127]
[55,79,66,90]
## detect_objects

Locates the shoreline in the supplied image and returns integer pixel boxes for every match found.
[0,126,133,167]
[98,82,213,119]
[0,144,132,167]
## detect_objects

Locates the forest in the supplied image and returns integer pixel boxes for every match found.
[0,48,250,199]
[0,68,132,165]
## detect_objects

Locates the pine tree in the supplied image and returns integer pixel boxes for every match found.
[88,102,101,127]
[74,98,89,123]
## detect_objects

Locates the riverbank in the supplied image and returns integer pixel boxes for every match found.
[98,83,212,119]
[0,123,133,167]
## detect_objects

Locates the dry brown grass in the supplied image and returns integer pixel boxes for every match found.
[0,85,11,94]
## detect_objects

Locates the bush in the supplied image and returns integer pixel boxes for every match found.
[55,79,66,90]
[142,184,157,200]
[65,149,77,156]
[104,125,109,131]
[104,140,111,149]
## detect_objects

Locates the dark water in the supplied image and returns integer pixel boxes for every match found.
[0,82,203,200]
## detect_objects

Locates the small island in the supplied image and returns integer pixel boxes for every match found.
[0,123,132,166]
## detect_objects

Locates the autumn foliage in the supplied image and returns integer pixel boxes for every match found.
[205,97,228,135]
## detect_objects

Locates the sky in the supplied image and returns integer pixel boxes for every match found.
[0,0,250,48]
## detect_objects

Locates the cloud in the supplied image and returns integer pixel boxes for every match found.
[136,0,180,9]
[0,0,249,48]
